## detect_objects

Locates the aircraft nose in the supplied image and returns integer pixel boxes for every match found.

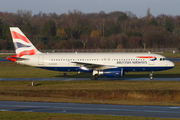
[169,61,174,67]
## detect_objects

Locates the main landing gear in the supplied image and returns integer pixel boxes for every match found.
[149,71,153,80]
[91,70,99,80]
[91,74,98,80]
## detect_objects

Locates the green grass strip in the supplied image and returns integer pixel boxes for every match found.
[0,111,178,120]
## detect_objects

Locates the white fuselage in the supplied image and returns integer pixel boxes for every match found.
[17,53,174,72]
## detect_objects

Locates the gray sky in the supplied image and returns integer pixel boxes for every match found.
[0,0,180,17]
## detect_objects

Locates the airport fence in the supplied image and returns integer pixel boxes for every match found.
[0,48,179,54]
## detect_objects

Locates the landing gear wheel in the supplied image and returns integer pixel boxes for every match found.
[149,71,153,80]
[95,74,98,80]
[91,75,95,80]
[91,74,98,80]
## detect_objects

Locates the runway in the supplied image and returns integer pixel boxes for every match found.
[0,101,180,118]
[1,77,180,81]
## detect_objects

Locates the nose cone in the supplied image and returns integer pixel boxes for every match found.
[168,61,174,68]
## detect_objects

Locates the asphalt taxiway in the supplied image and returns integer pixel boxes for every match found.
[0,101,180,118]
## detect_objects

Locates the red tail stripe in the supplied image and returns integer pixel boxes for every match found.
[11,31,30,43]
[137,56,156,58]
[17,49,36,58]
[7,57,16,62]
[7,49,36,62]
[7,55,17,62]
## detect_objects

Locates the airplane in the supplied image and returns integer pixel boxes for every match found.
[7,27,174,80]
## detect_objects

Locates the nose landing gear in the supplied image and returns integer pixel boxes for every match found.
[149,71,153,80]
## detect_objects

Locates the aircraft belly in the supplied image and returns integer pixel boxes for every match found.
[37,66,92,72]
[122,66,173,71]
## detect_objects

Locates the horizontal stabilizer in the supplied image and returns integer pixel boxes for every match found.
[7,55,28,62]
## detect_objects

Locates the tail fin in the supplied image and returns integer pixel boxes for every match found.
[7,27,41,62]
[10,27,41,57]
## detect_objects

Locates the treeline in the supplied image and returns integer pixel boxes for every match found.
[0,9,180,50]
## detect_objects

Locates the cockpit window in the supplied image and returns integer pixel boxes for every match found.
[160,58,166,61]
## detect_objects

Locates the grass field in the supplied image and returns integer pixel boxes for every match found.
[0,54,14,58]
[1,80,180,106]
[0,111,178,120]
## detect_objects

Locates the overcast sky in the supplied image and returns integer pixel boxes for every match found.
[0,0,179,17]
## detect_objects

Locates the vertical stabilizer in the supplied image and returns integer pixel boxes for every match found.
[10,27,41,58]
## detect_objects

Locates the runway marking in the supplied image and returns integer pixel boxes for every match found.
[169,107,180,109]
[64,78,74,81]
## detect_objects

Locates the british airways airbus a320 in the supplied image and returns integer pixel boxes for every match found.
[7,27,174,80]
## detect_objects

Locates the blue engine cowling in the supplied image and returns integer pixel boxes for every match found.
[99,68,123,78]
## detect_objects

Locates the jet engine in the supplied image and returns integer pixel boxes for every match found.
[99,68,124,78]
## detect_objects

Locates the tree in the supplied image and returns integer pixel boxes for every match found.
[95,18,105,36]
[57,28,66,36]
[80,34,89,49]
[0,40,7,50]
[173,28,180,36]
[0,19,3,39]
[116,44,123,50]
[109,35,117,48]
[165,20,173,32]
[41,19,56,36]
[64,10,81,38]
[90,30,100,39]
[99,37,109,48]
[17,9,32,18]
[53,40,70,49]
[1,10,180,49]
[125,30,142,37]
[117,13,128,22]
[146,8,152,20]
[105,20,120,35]
[148,19,158,26]
[128,36,142,48]
[35,41,45,50]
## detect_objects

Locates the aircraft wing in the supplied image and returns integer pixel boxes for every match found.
[72,62,117,70]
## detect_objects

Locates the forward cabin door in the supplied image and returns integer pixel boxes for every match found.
[38,55,44,65]
[149,58,154,65]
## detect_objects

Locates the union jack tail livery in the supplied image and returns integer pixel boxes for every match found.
[7,27,41,62]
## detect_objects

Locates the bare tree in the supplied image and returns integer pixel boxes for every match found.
[146,8,152,21]
[95,18,105,36]
[80,34,89,49]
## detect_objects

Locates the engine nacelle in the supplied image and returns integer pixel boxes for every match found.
[99,68,123,78]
